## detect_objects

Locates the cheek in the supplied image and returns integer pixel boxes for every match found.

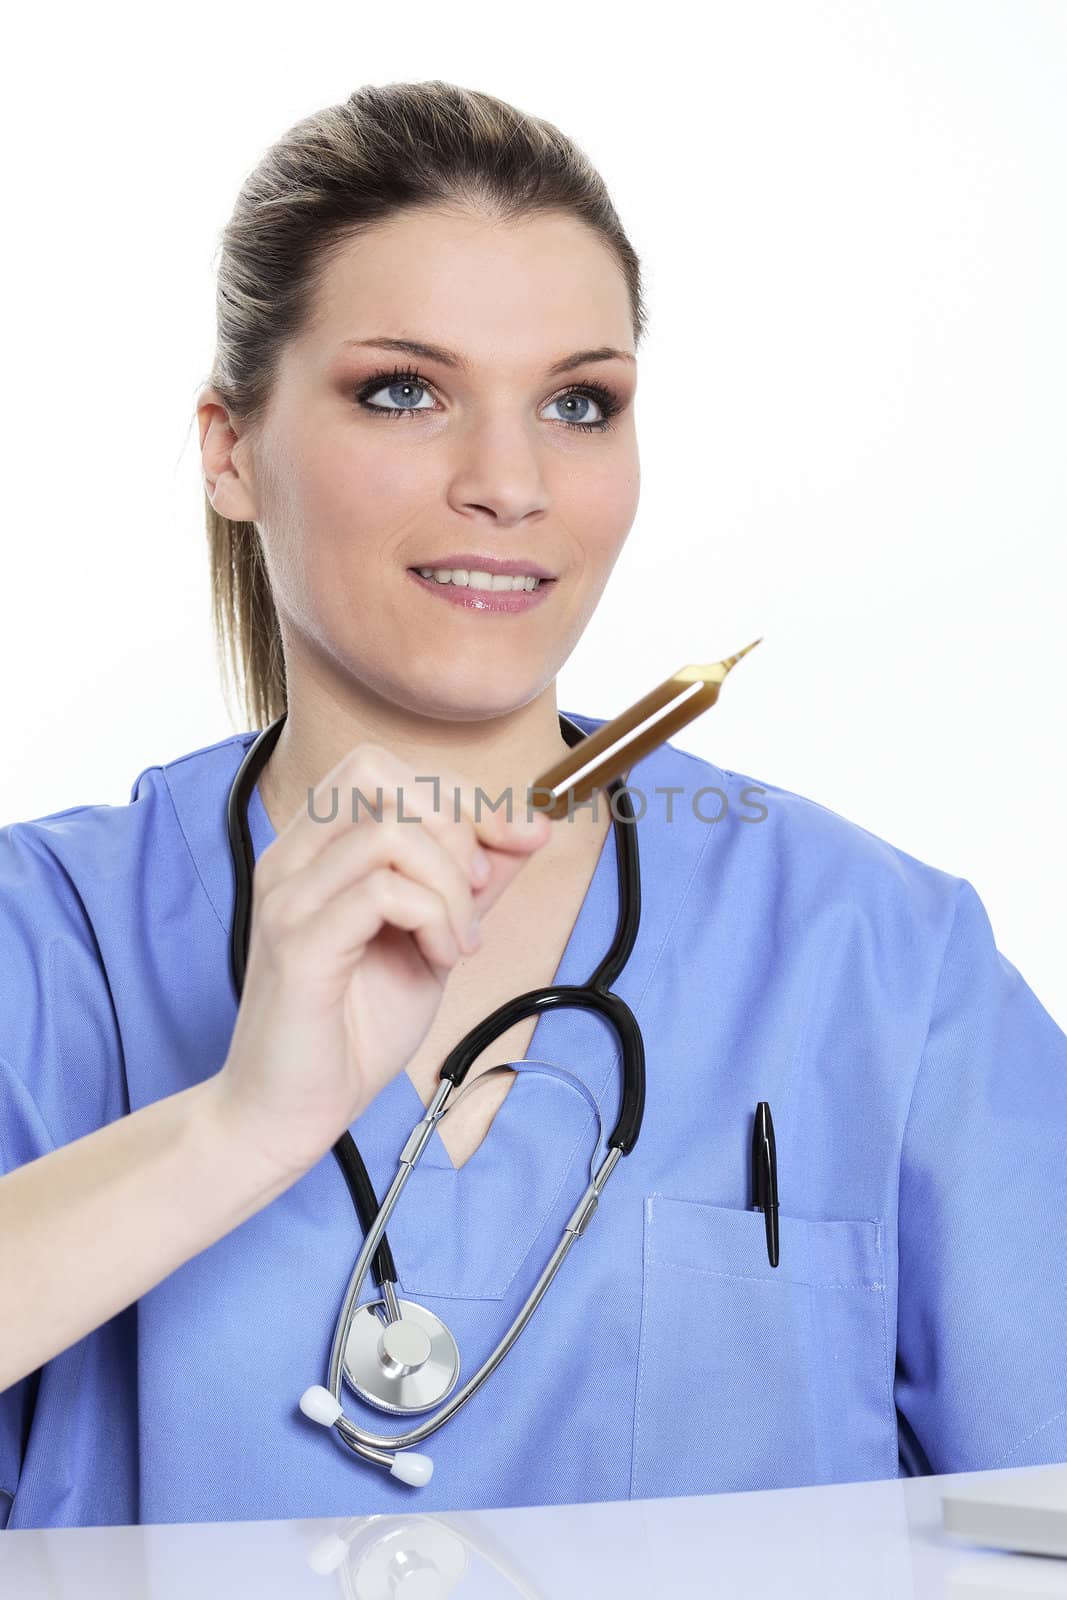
[298,429,426,551]
[606,463,640,532]
[560,451,639,559]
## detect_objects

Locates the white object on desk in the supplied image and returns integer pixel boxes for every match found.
[942,1464,1067,1558]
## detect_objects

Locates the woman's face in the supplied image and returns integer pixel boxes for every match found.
[214,204,639,721]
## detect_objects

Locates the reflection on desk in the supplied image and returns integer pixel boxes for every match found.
[0,1463,1064,1599]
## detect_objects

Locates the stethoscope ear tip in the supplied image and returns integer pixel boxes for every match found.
[300,1384,343,1427]
[389,1451,434,1487]
[299,1384,433,1484]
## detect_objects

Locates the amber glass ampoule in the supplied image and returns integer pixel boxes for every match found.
[531,638,762,821]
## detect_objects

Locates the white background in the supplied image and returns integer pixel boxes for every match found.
[1,1,1063,1026]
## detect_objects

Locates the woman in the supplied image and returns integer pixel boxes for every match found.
[1,80,1064,1531]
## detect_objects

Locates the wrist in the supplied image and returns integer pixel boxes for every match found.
[198,1074,318,1199]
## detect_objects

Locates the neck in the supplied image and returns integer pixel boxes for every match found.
[254,673,587,843]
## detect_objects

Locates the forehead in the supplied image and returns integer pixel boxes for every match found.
[303,206,634,370]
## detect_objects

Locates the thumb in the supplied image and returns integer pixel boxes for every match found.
[470,816,552,918]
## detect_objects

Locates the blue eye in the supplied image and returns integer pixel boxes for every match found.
[359,374,435,417]
[353,366,622,433]
[541,392,608,428]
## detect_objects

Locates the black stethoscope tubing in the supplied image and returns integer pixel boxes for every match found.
[226,711,645,1293]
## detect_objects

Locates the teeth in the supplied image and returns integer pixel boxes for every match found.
[416,568,542,592]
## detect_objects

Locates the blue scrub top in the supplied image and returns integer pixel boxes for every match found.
[1,714,1065,1529]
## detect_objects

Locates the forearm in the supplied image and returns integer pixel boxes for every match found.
[0,1077,301,1391]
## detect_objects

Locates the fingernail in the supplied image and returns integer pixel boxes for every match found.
[471,846,491,886]
[465,916,483,951]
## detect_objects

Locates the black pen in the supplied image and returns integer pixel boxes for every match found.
[751,1101,780,1267]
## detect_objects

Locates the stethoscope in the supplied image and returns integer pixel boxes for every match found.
[226,711,645,1486]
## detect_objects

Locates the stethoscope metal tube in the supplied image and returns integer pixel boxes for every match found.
[227,709,644,1486]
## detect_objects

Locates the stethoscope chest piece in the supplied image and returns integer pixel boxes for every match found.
[343,1298,461,1414]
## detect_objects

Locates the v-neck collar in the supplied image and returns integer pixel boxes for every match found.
[240,719,632,1173]
[243,754,638,1298]
[389,797,621,1178]
[168,713,714,1301]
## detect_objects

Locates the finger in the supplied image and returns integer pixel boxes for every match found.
[258,744,415,883]
[257,743,548,893]
[468,829,550,918]
[255,811,482,961]
[260,864,464,994]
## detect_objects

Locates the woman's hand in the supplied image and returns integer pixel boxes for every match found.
[211,742,551,1178]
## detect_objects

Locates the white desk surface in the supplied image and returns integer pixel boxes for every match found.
[1,1462,1064,1598]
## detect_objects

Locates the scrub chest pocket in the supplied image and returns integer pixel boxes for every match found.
[632,1196,897,1498]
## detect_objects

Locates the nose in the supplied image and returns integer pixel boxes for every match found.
[447,411,550,524]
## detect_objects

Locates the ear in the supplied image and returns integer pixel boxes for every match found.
[197,384,259,523]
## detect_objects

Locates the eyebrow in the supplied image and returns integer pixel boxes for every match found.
[340,336,636,378]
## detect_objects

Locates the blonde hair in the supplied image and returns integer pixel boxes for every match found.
[203,80,648,729]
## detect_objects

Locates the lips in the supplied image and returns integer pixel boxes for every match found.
[406,567,556,612]
[407,555,556,580]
